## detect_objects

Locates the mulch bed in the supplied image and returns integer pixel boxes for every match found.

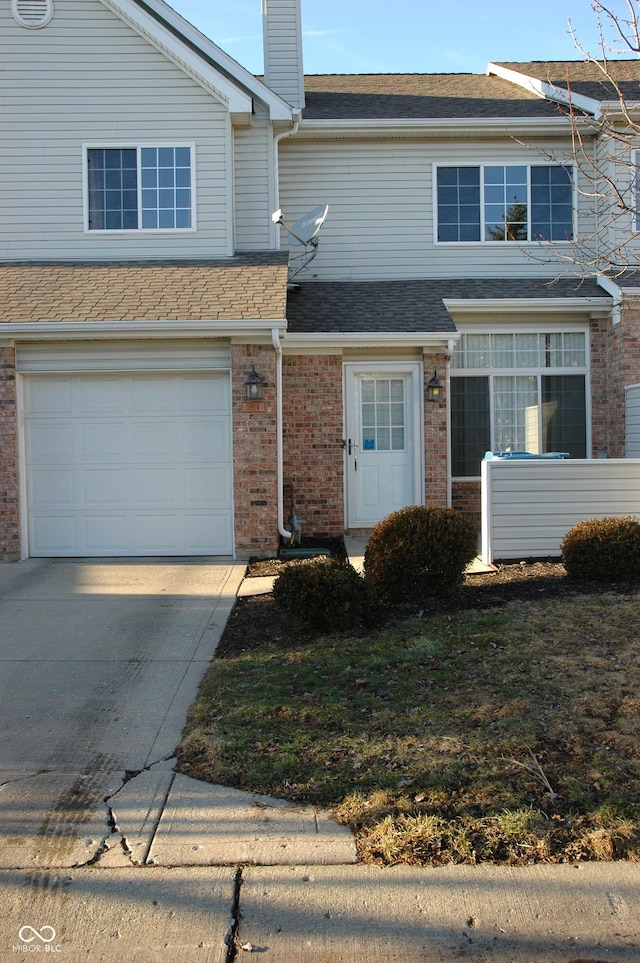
[217,558,616,658]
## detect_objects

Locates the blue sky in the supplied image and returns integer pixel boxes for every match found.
[168,0,622,75]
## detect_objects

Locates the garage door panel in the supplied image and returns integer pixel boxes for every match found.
[131,468,181,504]
[78,377,126,413]
[131,377,180,413]
[84,515,129,551]
[82,469,127,505]
[182,375,230,412]
[24,372,233,557]
[80,422,127,460]
[30,470,75,506]
[30,515,79,554]
[185,466,231,504]
[184,420,231,459]
[185,513,233,553]
[26,378,73,415]
[131,420,181,457]
[27,423,74,461]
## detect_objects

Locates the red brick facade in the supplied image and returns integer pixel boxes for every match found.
[423,353,448,508]
[282,354,345,538]
[0,346,20,560]
[231,343,279,558]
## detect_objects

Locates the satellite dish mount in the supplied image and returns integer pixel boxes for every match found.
[272,204,329,280]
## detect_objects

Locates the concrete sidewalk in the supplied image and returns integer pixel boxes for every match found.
[1,555,638,961]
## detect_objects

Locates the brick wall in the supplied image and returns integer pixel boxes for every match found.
[423,353,448,508]
[451,480,481,531]
[606,305,640,456]
[282,354,344,537]
[231,344,279,558]
[0,347,20,560]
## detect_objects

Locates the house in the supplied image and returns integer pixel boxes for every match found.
[1,0,639,561]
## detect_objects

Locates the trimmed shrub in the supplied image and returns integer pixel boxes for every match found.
[364,505,477,605]
[561,515,640,582]
[272,556,366,632]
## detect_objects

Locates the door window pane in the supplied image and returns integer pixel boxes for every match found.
[361,378,405,451]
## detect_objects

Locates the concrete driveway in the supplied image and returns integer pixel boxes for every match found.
[0,556,245,868]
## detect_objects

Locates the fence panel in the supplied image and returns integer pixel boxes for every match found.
[481,458,640,563]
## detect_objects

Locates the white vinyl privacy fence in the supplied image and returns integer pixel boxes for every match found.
[481,458,640,564]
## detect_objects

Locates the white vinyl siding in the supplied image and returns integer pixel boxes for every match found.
[0,0,232,260]
[482,458,640,562]
[263,0,305,110]
[278,138,592,281]
[234,117,274,251]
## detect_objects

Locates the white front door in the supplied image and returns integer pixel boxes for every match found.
[345,363,423,528]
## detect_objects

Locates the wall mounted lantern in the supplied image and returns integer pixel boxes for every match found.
[245,367,263,401]
[427,370,443,402]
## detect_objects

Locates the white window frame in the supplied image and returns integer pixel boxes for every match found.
[83,143,197,234]
[433,162,576,245]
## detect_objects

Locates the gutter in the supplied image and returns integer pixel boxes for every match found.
[272,327,293,542]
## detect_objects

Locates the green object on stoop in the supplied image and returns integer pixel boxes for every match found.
[279,547,332,561]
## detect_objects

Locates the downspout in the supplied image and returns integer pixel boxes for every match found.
[271,115,300,540]
[272,115,300,248]
[272,327,293,542]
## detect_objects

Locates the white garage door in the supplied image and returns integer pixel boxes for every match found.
[23,372,233,557]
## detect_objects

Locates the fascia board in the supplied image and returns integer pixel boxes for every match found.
[281,332,460,351]
[100,0,291,120]
[487,62,602,119]
[296,117,574,139]
[444,296,611,315]
[0,320,287,340]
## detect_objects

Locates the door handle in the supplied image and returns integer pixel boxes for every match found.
[348,438,359,455]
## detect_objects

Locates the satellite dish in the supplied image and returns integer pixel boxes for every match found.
[272,205,329,279]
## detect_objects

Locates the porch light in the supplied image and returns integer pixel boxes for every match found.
[427,370,443,402]
[245,367,263,401]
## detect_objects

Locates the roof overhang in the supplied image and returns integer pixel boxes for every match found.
[281,331,460,351]
[296,116,576,140]
[444,296,611,318]
[0,319,287,343]
[99,0,293,122]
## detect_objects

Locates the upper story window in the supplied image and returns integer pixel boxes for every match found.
[11,0,53,28]
[85,146,194,232]
[436,164,574,243]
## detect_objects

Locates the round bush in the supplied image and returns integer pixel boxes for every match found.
[561,515,640,582]
[272,556,366,632]
[364,505,478,605]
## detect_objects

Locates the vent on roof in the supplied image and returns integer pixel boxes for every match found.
[11,0,53,28]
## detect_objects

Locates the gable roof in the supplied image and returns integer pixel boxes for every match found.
[100,0,293,121]
[0,254,290,325]
[301,73,564,121]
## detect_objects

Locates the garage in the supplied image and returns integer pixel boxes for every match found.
[19,341,233,557]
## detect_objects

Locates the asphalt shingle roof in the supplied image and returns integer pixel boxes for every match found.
[496,60,640,102]
[0,254,290,323]
[285,277,609,334]
[302,73,564,120]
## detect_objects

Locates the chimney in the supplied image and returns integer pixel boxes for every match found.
[262,0,305,111]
